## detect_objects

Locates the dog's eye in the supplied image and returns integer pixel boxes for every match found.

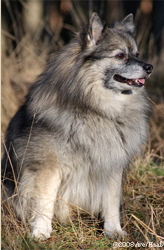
[115,53,125,59]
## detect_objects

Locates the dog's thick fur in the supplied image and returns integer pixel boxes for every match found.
[2,13,153,240]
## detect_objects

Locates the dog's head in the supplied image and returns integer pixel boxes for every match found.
[80,13,153,94]
[33,13,153,117]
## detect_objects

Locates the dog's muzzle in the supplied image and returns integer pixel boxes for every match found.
[114,63,153,87]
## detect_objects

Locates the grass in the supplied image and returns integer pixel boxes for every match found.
[1,5,164,250]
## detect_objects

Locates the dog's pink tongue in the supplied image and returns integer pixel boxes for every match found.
[138,78,145,84]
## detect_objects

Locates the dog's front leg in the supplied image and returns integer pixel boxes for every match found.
[103,170,127,238]
[30,168,61,241]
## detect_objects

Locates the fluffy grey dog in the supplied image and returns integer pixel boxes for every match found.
[2,13,153,240]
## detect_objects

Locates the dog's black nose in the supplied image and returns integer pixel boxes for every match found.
[143,63,153,74]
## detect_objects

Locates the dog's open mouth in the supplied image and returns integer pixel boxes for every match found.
[114,74,145,87]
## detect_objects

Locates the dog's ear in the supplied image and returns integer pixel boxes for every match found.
[114,14,135,35]
[86,12,104,47]
[122,14,134,34]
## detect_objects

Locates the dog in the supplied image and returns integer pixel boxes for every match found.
[2,13,153,240]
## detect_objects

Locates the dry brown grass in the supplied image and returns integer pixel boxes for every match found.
[1,10,164,249]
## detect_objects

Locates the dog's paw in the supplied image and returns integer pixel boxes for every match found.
[104,229,127,239]
[104,220,127,239]
[30,219,52,241]
[31,228,51,241]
